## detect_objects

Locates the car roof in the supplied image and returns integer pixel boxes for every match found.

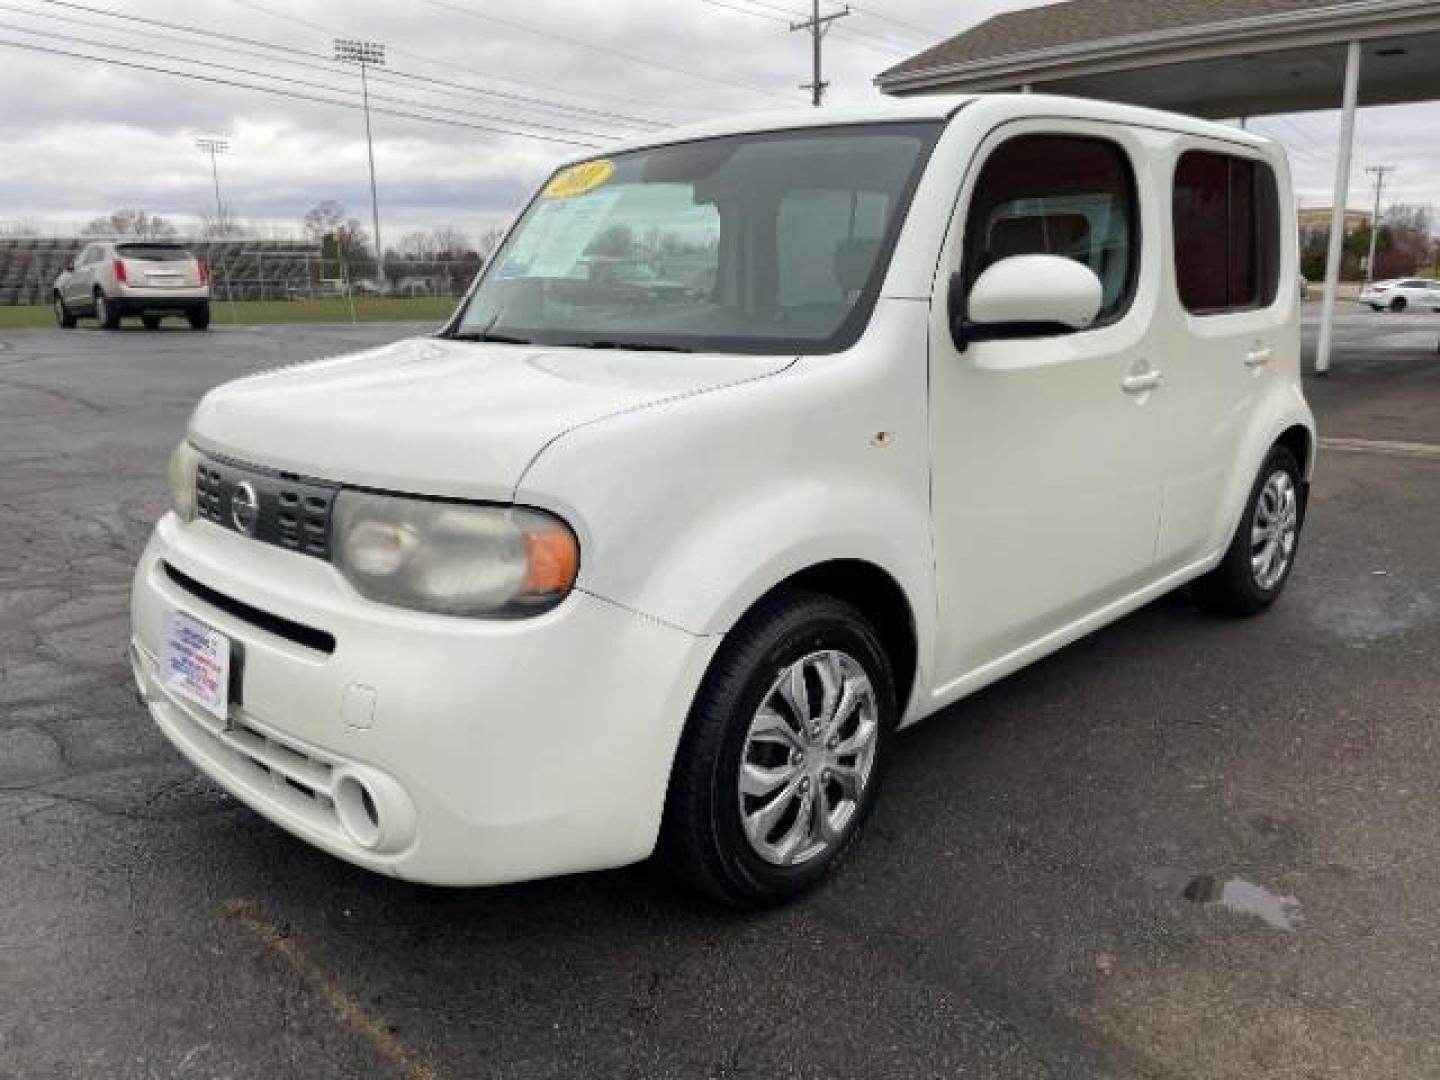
[583,92,1273,165]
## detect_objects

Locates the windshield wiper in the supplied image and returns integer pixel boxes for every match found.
[569,340,693,353]
[447,330,535,345]
[447,305,534,346]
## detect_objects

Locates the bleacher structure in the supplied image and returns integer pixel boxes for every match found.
[0,237,324,305]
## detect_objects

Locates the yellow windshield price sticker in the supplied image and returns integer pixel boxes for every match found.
[543,159,615,199]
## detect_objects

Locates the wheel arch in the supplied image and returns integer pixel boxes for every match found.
[1274,423,1313,481]
[727,558,920,721]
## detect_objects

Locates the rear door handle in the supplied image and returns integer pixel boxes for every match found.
[1245,345,1273,368]
[1121,370,1163,394]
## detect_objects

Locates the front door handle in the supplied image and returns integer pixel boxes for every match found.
[1246,345,1273,368]
[1121,370,1163,394]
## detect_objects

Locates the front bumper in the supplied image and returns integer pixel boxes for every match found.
[131,514,718,885]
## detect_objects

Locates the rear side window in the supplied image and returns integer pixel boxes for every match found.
[116,245,192,262]
[963,133,1139,325]
[1173,151,1280,313]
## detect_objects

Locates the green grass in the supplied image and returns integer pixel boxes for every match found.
[0,296,459,330]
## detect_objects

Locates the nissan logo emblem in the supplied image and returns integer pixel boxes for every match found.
[230,481,260,536]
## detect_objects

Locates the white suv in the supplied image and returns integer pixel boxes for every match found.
[130,95,1314,906]
[54,241,210,330]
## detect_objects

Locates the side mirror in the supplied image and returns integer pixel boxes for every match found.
[950,254,1104,352]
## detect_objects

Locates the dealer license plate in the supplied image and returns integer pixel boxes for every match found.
[160,610,231,720]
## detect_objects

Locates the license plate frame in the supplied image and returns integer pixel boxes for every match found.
[160,610,233,721]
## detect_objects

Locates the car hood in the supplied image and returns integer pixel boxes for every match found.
[188,336,793,501]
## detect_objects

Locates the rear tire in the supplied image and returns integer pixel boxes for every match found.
[1391,296,1408,313]
[141,313,162,330]
[1191,446,1304,615]
[95,290,121,330]
[54,294,76,329]
[188,304,210,331]
[659,589,896,908]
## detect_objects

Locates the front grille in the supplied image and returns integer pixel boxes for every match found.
[195,454,337,560]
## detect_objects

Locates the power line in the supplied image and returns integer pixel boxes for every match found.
[224,0,679,125]
[0,36,603,147]
[733,0,928,50]
[845,2,948,41]
[698,0,910,58]
[414,0,792,101]
[0,19,621,142]
[16,0,666,132]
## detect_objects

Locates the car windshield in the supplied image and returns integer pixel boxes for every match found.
[452,122,941,354]
[116,244,192,262]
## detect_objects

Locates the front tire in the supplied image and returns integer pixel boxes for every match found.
[1391,296,1408,313]
[188,303,210,331]
[95,290,121,329]
[54,294,76,329]
[1191,446,1304,615]
[660,589,896,908]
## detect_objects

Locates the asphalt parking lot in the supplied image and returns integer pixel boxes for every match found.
[2,307,1438,1079]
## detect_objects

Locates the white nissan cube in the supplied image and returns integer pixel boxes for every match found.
[131,95,1314,906]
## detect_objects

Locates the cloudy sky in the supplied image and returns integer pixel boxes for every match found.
[0,0,1435,246]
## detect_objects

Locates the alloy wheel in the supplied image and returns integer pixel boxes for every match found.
[738,649,879,867]
[1250,470,1298,591]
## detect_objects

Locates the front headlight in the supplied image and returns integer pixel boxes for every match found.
[167,439,200,522]
[332,491,579,617]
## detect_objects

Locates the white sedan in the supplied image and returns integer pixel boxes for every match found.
[1359,278,1440,313]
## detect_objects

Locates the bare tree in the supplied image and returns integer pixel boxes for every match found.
[302,200,372,278]
[478,226,506,260]
[198,204,251,239]
[81,209,178,239]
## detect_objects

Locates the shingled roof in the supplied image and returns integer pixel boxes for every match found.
[880,0,1373,82]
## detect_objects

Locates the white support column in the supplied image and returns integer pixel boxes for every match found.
[1316,40,1362,376]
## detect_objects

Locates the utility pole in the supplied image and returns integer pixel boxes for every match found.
[1363,165,1395,284]
[789,0,849,107]
[334,38,387,292]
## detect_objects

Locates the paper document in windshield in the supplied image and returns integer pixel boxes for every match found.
[502,192,622,280]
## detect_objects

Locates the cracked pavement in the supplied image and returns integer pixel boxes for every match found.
[2,311,1439,1079]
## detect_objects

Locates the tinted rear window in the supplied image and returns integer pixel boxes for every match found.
[1173,151,1280,313]
[116,245,192,262]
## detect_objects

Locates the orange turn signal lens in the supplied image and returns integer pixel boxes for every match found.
[523,526,580,595]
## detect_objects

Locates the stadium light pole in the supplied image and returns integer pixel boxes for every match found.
[194,136,229,228]
[195,136,237,322]
[334,38,387,292]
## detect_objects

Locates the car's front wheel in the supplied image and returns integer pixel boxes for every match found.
[660,589,896,907]
[1391,296,1408,313]
[1192,445,1304,615]
[54,293,76,329]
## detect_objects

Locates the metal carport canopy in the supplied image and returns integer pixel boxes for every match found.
[875,0,1440,374]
